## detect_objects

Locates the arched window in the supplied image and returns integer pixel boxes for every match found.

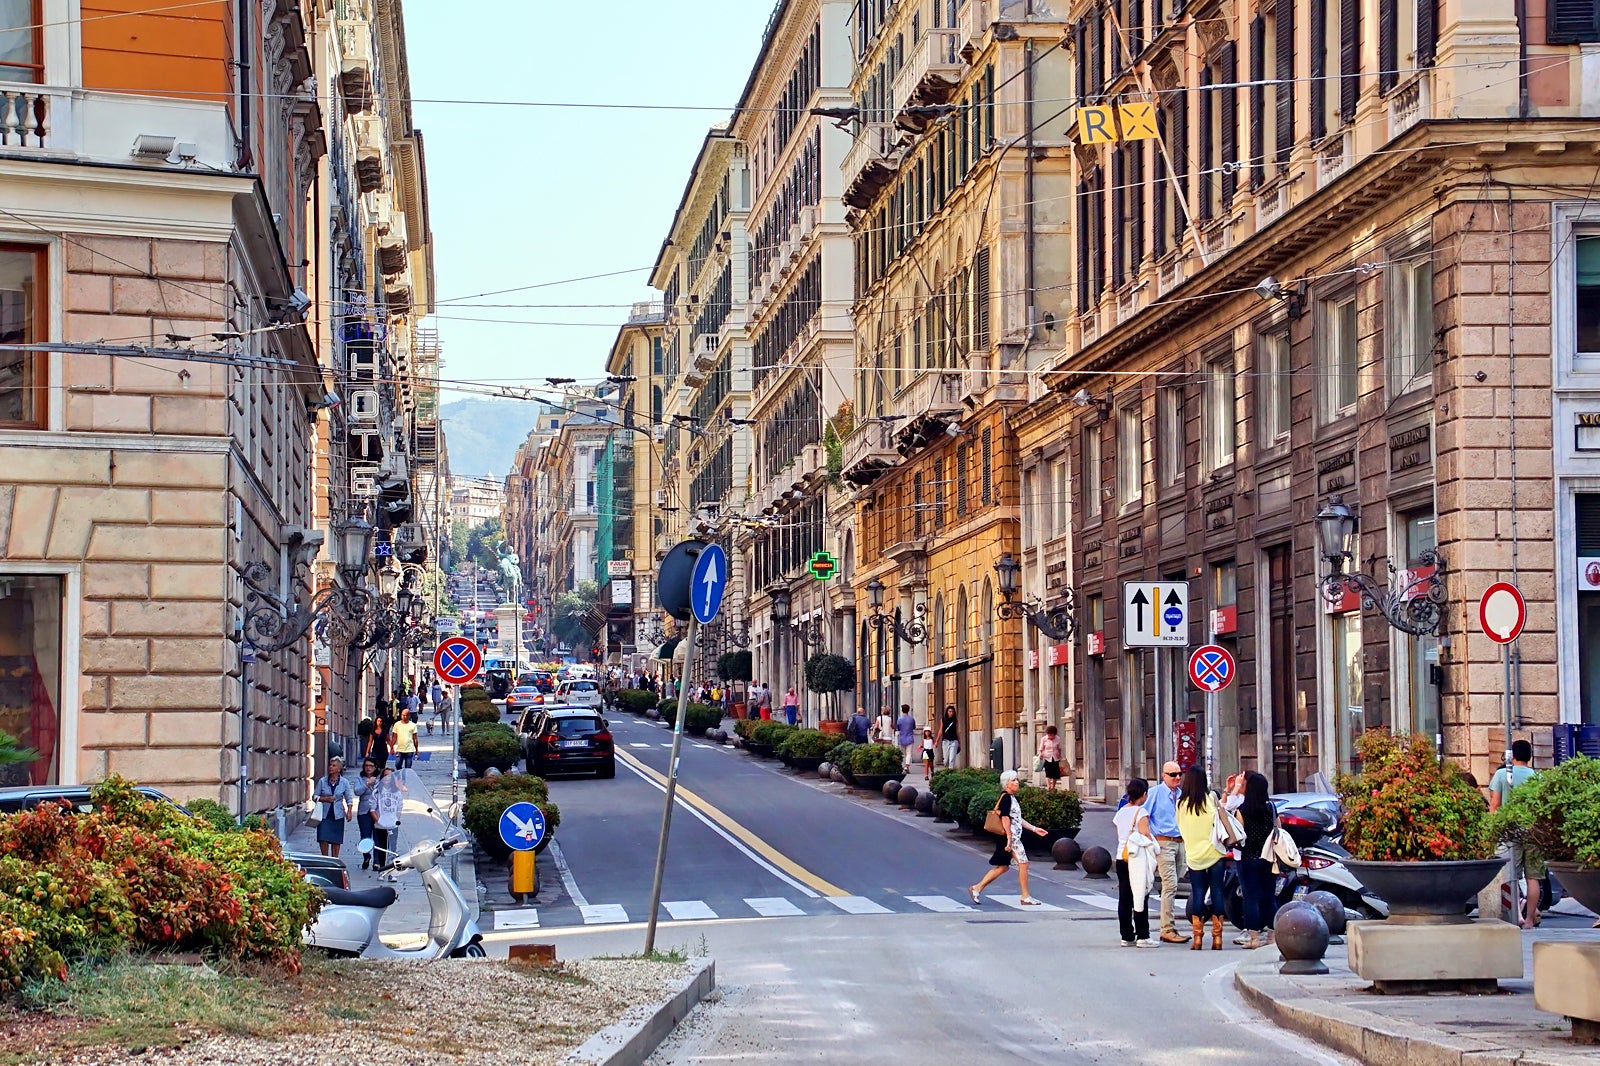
[932,593,947,662]
[955,585,969,656]
[981,579,995,653]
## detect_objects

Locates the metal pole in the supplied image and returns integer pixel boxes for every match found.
[1502,641,1513,770]
[644,615,697,955]
[238,649,249,820]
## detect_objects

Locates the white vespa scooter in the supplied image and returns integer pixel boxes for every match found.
[304,831,485,958]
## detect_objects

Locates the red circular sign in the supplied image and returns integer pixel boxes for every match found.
[1586,562,1600,588]
[1478,582,1526,645]
[433,636,483,683]
[1188,644,1236,693]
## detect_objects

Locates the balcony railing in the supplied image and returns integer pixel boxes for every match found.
[892,28,963,122]
[839,422,897,486]
[1386,71,1432,141]
[1315,130,1353,189]
[0,84,67,151]
[902,369,963,427]
[842,122,897,193]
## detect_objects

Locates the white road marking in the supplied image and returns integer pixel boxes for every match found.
[630,743,651,748]
[744,897,804,917]
[661,743,676,748]
[826,895,892,915]
[906,894,972,913]
[580,903,629,925]
[662,900,718,920]
[991,895,1062,911]
[1203,960,1358,1066]
[549,840,589,909]
[1069,894,1119,911]
[494,908,540,929]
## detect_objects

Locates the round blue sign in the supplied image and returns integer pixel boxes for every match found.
[691,543,728,625]
[1163,606,1184,627]
[498,801,546,852]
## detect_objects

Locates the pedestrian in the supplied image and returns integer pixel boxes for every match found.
[846,706,871,744]
[353,757,379,869]
[939,704,961,768]
[312,757,356,859]
[1147,760,1188,943]
[1114,776,1157,947]
[372,766,404,870]
[896,704,917,771]
[1037,725,1063,791]
[758,682,773,720]
[1177,765,1226,950]
[1489,738,1542,928]
[921,727,935,779]
[783,686,800,726]
[969,770,1047,906]
[1235,770,1279,949]
[401,686,421,718]
[391,708,419,771]
[429,680,443,712]
[365,708,390,767]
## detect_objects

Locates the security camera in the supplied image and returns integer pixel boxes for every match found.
[1254,276,1285,301]
[945,422,961,438]
[1072,388,1093,407]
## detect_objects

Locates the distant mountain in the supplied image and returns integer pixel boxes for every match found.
[439,399,541,479]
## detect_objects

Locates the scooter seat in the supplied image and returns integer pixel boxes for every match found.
[322,885,398,909]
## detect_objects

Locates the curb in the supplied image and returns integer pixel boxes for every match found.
[1233,962,1580,1066]
[564,958,716,1066]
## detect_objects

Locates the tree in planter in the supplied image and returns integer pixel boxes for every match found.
[717,650,752,711]
[804,652,855,722]
[1336,730,1493,861]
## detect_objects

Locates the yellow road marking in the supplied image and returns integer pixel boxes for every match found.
[616,748,846,897]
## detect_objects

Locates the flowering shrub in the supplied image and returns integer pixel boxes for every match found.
[1336,731,1492,862]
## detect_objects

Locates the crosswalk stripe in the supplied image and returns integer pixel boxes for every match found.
[580,904,629,925]
[744,896,804,917]
[662,900,718,920]
[630,743,651,748]
[905,894,971,913]
[494,908,540,929]
[990,895,1062,911]
[660,743,675,748]
[1069,894,1119,911]
[826,895,892,915]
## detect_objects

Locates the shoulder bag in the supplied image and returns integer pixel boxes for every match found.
[1211,798,1245,852]
[983,795,1007,837]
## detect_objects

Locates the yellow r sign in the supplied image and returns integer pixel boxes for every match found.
[1076,106,1118,144]
[1118,102,1158,140]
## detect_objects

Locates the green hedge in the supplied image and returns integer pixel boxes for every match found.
[928,767,999,799]
[657,697,677,717]
[460,723,520,775]
[825,740,859,770]
[967,786,1004,830]
[684,703,723,736]
[459,686,500,726]
[751,721,795,749]
[463,773,560,861]
[777,728,833,760]
[936,771,999,822]
[616,688,656,714]
[850,743,907,776]
[734,718,760,740]
[1016,786,1083,833]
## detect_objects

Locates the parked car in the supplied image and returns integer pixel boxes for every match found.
[520,709,615,778]
[504,685,544,713]
[527,670,555,694]
[555,679,602,708]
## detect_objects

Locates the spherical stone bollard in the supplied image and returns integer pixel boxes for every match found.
[1080,845,1113,880]
[817,761,832,780]
[831,767,845,784]
[883,780,903,803]
[1273,900,1330,975]
[1302,890,1348,941]
[898,784,919,808]
[915,790,936,816]
[1052,837,1083,870]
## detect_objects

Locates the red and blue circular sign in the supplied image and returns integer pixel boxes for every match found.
[433,636,483,684]
[1188,644,1236,693]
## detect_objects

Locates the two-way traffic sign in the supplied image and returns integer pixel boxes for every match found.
[691,542,728,624]
[1124,581,1191,647]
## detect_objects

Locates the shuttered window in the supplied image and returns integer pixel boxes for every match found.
[1220,41,1238,208]
[1170,90,1188,245]
[1579,494,1600,554]
[1549,0,1600,43]
[1418,0,1438,62]
[974,246,991,352]
[1311,0,1327,141]
[957,445,970,517]
[1154,106,1168,258]
[1379,0,1397,92]
[1130,144,1145,271]
[981,427,994,506]
[1092,168,1106,297]
[1112,147,1127,287]
[914,472,925,536]
[1250,16,1266,189]
[1091,14,1106,99]
[1077,181,1092,312]
[1129,0,1144,58]
[1275,0,1295,166]
[1199,65,1215,222]
[1075,20,1088,103]
[1341,0,1361,122]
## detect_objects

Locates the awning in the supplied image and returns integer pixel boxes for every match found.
[896,654,993,683]
[654,637,680,660]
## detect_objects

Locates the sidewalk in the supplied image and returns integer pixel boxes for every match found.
[1236,913,1600,1066]
[284,723,478,939]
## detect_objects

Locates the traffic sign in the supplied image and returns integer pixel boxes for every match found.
[808,551,838,581]
[498,801,547,852]
[658,540,705,622]
[691,543,728,624]
[1123,581,1190,647]
[433,636,483,684]
[1479,582,1526,645]
[1188,644,1237,692]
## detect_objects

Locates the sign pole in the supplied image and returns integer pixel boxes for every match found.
[1502,640,1513,770]
[644,615,697,955]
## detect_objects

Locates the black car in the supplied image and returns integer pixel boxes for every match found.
[518,709,615,778]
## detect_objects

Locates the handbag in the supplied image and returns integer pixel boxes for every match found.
[1211,800,1245,852]
[983,796,1007,837]
[1032,755,1044,773]
[1265,827,1301,872]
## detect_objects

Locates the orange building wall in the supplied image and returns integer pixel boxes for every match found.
[81,1,231,103]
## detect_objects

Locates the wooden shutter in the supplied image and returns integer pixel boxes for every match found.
[1075,20,1088,103]
[1310,0,1327,141]
[1199,67,1214,222]
[1130,143,1145,270]
[1077,181,1092,311]
[1340,0,1360,122]
[1092,13,1105,98]
[1112,148,1127,287]
[1417,0,1437,62]
[1093,169,1107,297]
[1548,0,1600,43]
[981,427,994,506]
[1112,0,1125,76]
[1154,107,1168,258]
[957,445,969,517]
[1129,0,1144,58]
[914,472,925,536]
[1378,0,1397,92]
[1221,42,1238,208]
[1250,16,1266,189]
[974,246,991,352]
[1171,90,1188,244]
[1276,0,1295,166]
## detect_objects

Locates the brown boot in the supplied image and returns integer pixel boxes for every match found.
[1211,915,1224,950]
[1190,916,1204,950]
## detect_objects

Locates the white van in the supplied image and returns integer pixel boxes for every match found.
[555,678,602,708]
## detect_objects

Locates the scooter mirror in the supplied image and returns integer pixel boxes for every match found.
[357,837,375,854]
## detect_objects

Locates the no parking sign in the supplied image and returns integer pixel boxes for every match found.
[1187,644,1236,693]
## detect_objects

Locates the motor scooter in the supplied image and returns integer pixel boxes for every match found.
[303,832,485,958]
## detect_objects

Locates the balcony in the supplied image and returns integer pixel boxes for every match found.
[840,422,897,486]
[896,370,963,443]
[1386,71,1432,141]
[0,86,65,151]
[691,334,718,374]
[1315,129,1353,189]
[892,28,964,134]
[338,21,375,114]
[842,123,900,210]
[958,0,994,60]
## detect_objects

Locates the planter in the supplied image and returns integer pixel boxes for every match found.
[1343,858,1505,924]
[732,703,746,718]
[838,766,859,787]
[819,720,847,736]
[746,742,773,758]
[1022,827,1081,855]
[853,772,905,793]
[1549,862,1600,917]
[789,756,825,773]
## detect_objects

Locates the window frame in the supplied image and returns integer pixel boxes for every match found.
[1116,402,1143,512]
[0,241,49,430]
[0,0,43,84]
[1156,379,1184,491]
[1256,327,1292,450]
[1201,345,1238,474]
[1387,248,1434,398]
[1081,421,1103,523]
[1319,289,1360,422]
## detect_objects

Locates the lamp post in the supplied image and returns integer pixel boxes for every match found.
[864,578,928,725]
[1313,494,1446,636]
[993,552,1078,641]
[769,587,791,706]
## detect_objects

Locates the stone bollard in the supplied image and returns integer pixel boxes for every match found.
[915,791,936,816]
[883,780,903,804]
[1080,845,1113,880]
[1274,900,1330,975]
[817,761,832,780]
[1052,837,1082,871]
[898,785,918,809]
[1303,890,1348,943]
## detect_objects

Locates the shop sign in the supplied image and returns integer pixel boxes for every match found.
[1086,631,1106,657]
[1581,557,1600,590]
[1027,649,1040,670]
[1047,644,1071,667]
[1577,412,1600,451]
[1209,605,1237,635]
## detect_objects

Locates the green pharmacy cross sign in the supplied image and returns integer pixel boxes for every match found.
[808,551,838,581]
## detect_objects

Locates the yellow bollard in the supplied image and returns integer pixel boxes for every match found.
[511,849,536,896]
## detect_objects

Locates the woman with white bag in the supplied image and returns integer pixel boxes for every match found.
[1177,765,1230,950]
[1114,777,1158,947]
[1236,771,1281,950]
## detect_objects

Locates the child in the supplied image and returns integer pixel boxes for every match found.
[921,727,935,780]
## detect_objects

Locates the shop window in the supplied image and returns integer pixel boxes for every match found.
[1398,508,1440,741]
[1389,254,1434,394]
[0,244,46,428]
[1211,562,1240,778]
[1578,235,1600,355]
[1331,610,1364,774]
[0,575,63,786]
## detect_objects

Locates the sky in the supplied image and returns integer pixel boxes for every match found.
[404,1,776,399]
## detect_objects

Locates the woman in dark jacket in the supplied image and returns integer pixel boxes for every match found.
[1235,771,1279,950]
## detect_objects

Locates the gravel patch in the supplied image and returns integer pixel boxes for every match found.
[37,958,697,1066]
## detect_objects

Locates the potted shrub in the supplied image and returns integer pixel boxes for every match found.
[967,784,1004,837]
[617,688,656,715]
[1017,786,1084,852]
[850,742,906,792]
[460,723,522,776]
[1336,730,1499,921]
[463,773,561,861]
[717,650,752,719]
[1488,753,1600,914]
[930,768,998,823]
[805,652,855,731]
[684,703,723,737]
[750,721,794,758]
[459,688,501,726]
[777,728,833,772]
[826,740,860,786]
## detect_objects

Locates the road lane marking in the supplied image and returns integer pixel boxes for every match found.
[615,749,843,898]
[662,900,718,920]
[549,840,589,909]
[580,903,629,925]
[990,895,1062,911]
[906,894,971,913]
[1069,894,1118,911]
[630,743,651,748]
[660,743,675,748]
[826,896,891,915]
[744,896,804,917]
[494,908,540,930]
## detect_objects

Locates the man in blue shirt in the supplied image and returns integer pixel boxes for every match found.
[1146,760,1188,943]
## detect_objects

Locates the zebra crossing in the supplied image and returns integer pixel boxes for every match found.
[491,889,1117,930]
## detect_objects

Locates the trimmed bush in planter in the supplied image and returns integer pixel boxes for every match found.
[777,728,833,763]
[616,688,657,714]
[850,743,907,777]
[932,770,999,823]
[657,697,679,718]
[1016,787,1083,836]
[464,773,561,861]
[684,703,723,736]
[733,718,760,741]
[826,740,859,770]
[751,721,794,749]
[459,686,500,725]
[967,786,1004,831]
[460,723,521,775]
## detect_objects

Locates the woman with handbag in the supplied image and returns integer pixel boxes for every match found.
[1036,725,1063,791]
[313,757,356,859]
[1236,771,1280,949]
[352,758,379,870]
[968,770,1048,906]
[1114,777,1157,946]
[1176,765,1228,950]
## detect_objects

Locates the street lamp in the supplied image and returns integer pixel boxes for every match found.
[1314,494,1446,636]
[770,586,792,623]
[993,551,1078,642]
[865,577,929,645]
[791,615,826,648]
[336,518,374,576]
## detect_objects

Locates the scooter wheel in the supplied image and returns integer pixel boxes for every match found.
[451,942,487,958]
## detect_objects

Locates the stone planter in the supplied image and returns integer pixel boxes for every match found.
[1549,862,1600,917]
[1534,940,1600,1043]
[789,756,825,773]
[853,772,905,793]
[746,742,773,758]
[1343,858,1504,923]
[819,720,847,736]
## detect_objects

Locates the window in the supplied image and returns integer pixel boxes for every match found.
[0,0,41,83]
[1258,331,1291,447]
[1156,382,1183,489]
[1053,456,1071,531]
[1578,235,1600,354]
[1389,254,1434,393]
[1202,350,1237,472]
[0,574,63,786]
[1082,424,1102,521]
[651,336,664,375]
[1331,610,1364,774]
[1116,404,1142,510]
[1548,0,1600,43]
[0,244,45,428]
[1399,508,1439,740]
[1322,293,1359,419]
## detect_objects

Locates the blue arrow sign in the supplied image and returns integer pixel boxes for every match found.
[691,543,728,624]
[498,801,547,852]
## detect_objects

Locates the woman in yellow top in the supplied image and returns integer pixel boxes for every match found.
[1176,765,1227,950]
